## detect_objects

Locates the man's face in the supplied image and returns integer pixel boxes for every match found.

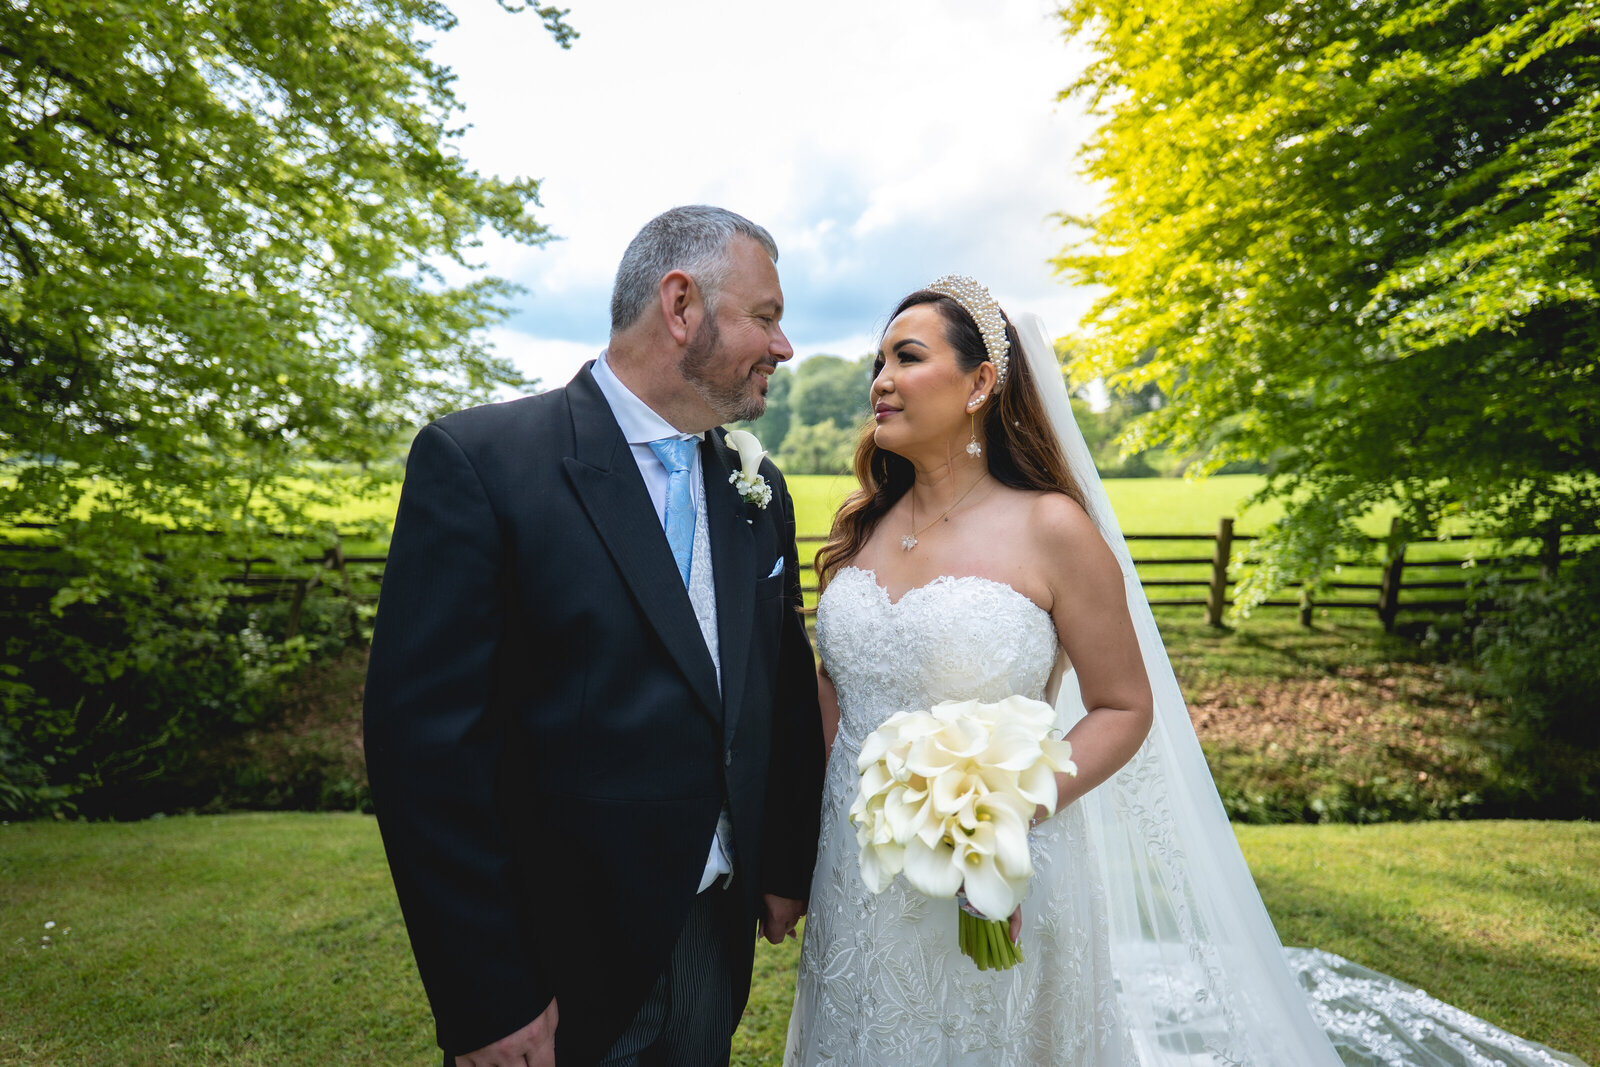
[679,237,793,424]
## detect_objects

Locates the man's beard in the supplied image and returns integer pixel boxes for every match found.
[680,314,767,424]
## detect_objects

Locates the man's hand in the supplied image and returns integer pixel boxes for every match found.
[454,998,558,1067]
[760,894,806,944]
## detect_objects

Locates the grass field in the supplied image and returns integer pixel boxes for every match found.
[291,471,1281,540]
[783,472,1278,541]
[16,470,1498,620]
[1,814,1594,1065]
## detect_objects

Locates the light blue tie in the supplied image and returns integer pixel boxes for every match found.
[648,437,696,588]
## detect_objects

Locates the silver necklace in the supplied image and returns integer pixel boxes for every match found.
[901,474,989,551]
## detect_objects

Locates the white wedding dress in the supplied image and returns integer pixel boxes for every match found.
[783,564,1589,1067]
[787,566,1134,1065]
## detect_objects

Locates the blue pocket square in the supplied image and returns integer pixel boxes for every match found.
[764,558,784,579]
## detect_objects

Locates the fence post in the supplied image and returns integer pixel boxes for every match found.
[328,543,353,598]
[1540,523,1561,580]
[1377,517,1407,633]
[286,546,343,642]
[285,580,310,640]
[1206,517,1234,628]
[1298,588,1314,628]
[327,542,362,643]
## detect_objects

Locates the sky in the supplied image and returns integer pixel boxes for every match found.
[426,0,1105,391]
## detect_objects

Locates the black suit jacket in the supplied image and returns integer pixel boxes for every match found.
[363,364,824,1061]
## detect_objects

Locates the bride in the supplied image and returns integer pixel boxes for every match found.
[782,277,1589,1066]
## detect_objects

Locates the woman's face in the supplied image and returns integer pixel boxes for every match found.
[870,303,984,459]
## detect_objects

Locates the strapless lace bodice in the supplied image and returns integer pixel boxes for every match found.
[816,567,1061,755]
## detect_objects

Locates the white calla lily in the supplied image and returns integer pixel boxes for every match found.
[930,768,981,818]
[979,721,1046,771]
[884,783,934,844]
[990,694,1058,731]
[855,761,894,801]
[1015,760,1061,812]
[858,839,904,892]
[958,844,1024,920]
[930,698,981,722]
[723,428,773,508]
[724,428,767,479]
[903,736,966,778]
[979,800,1033,878]
[902,835,964,898]
[1041,736,1078,775]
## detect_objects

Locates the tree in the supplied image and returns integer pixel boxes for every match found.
[0,0,576,814]
[790,354,874,432]
[1,0,574,534]
[1056,0,1598,607]
[775,421,859,476]
[1071,394,1163,477]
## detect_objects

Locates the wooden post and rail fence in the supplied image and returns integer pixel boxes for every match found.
[3,518,1582,635]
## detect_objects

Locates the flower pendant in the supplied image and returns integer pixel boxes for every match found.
[901,534,918,551]
[966,440,983,457]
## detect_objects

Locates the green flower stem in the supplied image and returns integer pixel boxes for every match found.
[958,908,1023,971]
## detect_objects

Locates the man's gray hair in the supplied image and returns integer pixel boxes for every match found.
[609,205,779,335]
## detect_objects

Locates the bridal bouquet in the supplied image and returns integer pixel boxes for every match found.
[849,695,1076,970]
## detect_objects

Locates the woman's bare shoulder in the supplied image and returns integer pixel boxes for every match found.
[1021,489,1100,546]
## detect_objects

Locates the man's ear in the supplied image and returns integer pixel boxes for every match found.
[659,270,700,346]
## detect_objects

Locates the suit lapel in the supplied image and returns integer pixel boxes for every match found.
[705,429,755,744]
[560,366,722,720]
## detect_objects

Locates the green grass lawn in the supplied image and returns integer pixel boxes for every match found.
[784,472,1276,540]
[2,814,1594,1065]
[246,471,1275,541]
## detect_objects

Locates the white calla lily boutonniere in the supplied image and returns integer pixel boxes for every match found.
[725,429,773,509]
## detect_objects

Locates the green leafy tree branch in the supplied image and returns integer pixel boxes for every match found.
[1056,0,1598,611]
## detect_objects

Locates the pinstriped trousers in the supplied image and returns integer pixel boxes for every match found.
[599,878,743,1067]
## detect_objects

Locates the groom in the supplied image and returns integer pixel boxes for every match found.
[364,206,824,1066]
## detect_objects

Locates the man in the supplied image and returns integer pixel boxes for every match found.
[364,206,824,1066]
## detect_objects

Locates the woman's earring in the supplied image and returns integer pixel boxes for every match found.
[966,395,986,458]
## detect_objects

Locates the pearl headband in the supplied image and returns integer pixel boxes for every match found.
[927,274,1011,388]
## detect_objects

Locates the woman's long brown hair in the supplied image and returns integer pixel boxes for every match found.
[813,290,1089,594]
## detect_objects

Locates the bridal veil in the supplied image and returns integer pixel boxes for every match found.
[1013,312,1345,1064]
[1018,309,1600,1067]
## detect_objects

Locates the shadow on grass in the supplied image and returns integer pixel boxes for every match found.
[1245,824,1600,1060]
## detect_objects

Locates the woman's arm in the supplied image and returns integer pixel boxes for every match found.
[1032,493,1154,812]
[818,660,841,760]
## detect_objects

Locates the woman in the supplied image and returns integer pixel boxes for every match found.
[784,277,1588,1066]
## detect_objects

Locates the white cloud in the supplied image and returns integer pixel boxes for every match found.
[429,0,1105,376]
[483,327,597,395]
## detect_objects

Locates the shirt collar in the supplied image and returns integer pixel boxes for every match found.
[593,351,705,445]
